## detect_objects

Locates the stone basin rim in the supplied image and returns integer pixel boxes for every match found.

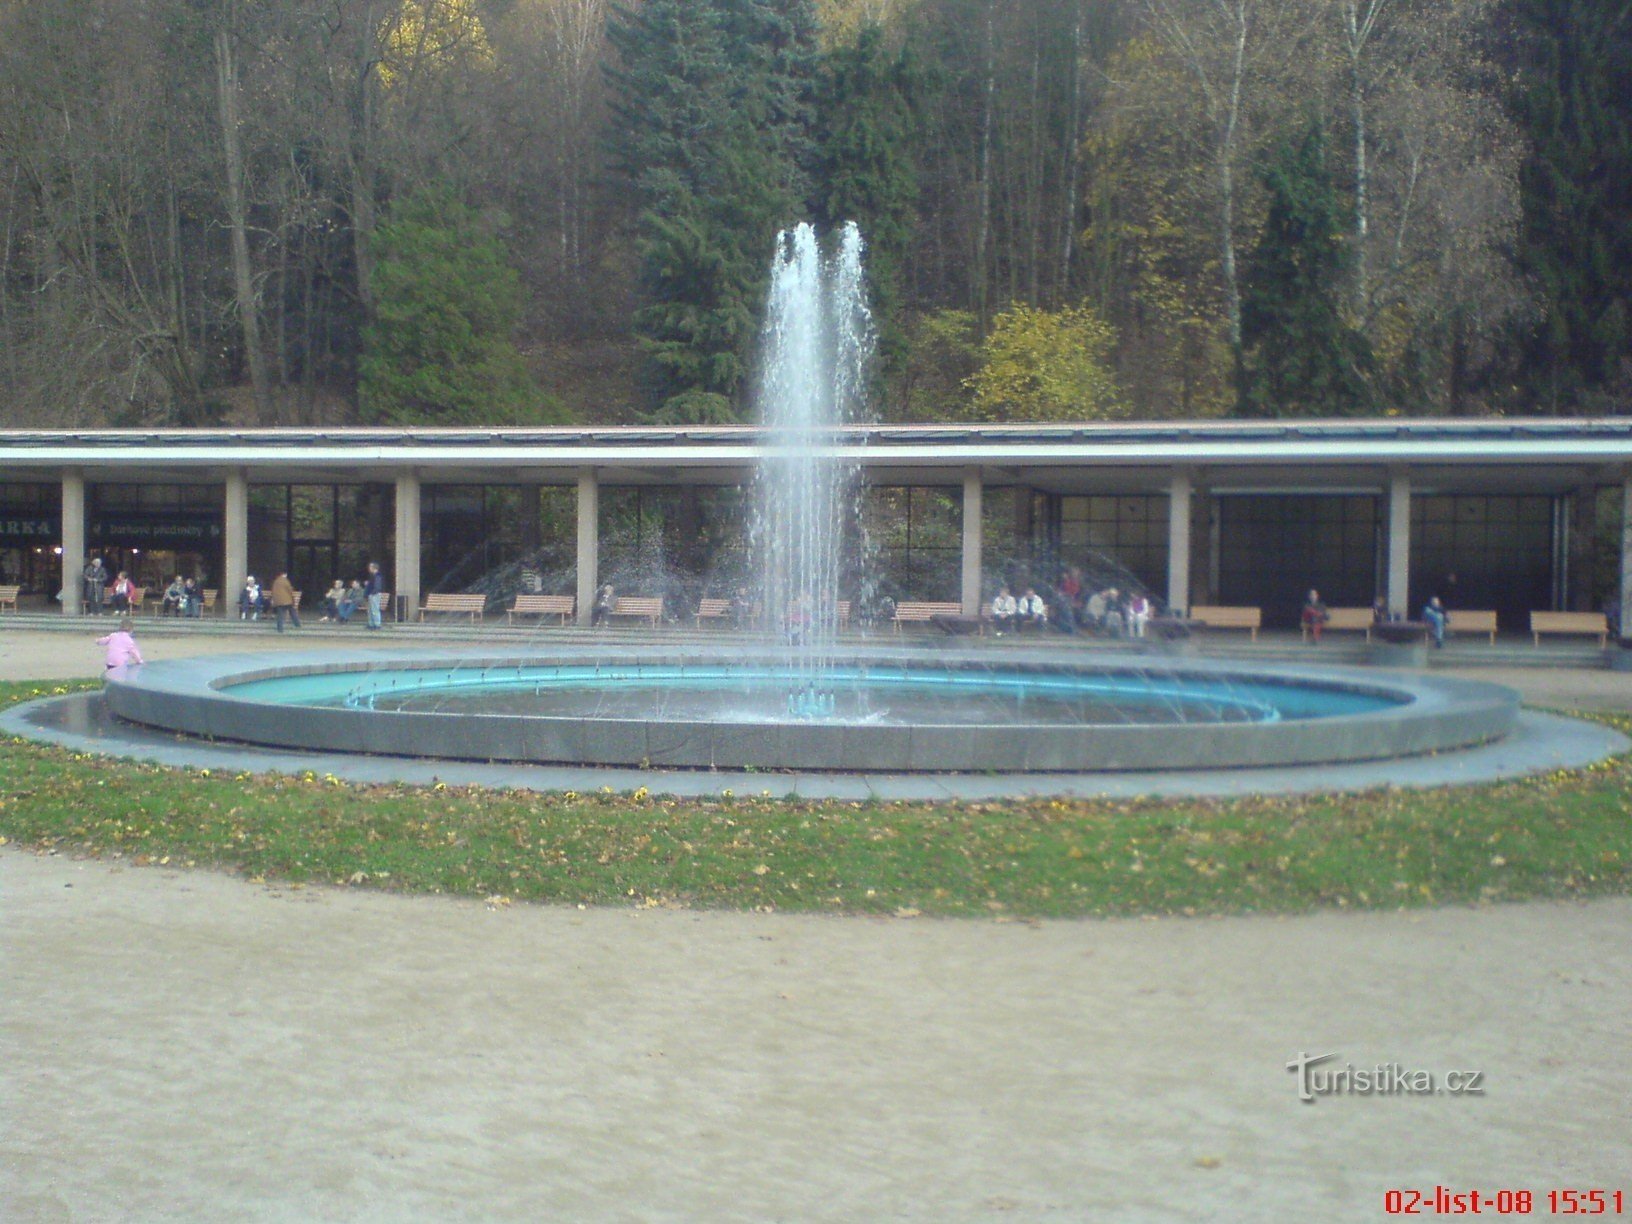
[100,646,1521,774]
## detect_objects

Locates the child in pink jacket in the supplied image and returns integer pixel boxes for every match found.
[97,618,145,671]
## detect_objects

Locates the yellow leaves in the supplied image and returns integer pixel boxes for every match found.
[380,0,493,89]
[752,863,771,876]
[965,303,1122,422]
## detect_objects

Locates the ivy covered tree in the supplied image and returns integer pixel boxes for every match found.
[1506,0,1632,411]
[606,0,819,421]
[359,189,560,426]
[1237,125,1374,418]
[965,303,1121,420]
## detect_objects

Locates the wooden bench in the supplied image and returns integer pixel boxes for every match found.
[892,601,964,632]
[784,599,853,627]
[508,594,574,625]
[606,596,663,626]
[1190,605,1261,641]
[696,597,733,626]
[0,584,19,613]
[1303,606,1372,641]
[419,592,487,622]
[1441,609,1498,645]
[1531,611,1608,648]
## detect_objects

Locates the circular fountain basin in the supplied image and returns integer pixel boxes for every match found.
[102,647,1519,774]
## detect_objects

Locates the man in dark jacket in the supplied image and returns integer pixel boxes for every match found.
[83,557,107,615]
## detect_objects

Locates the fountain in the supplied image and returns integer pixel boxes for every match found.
[95,222,1521,775]
[757,222,872,716]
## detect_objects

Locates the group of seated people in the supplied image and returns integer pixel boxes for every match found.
[988,578,1155,638]
[987,586,1049,635]
[1300,589,1451,646]
[158,575,205,617]
[321,579,367,623]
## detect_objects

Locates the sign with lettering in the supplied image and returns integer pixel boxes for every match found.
[0,515,57,542]
[90,517,223,544]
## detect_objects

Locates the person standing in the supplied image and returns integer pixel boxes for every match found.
[1423,596,1448,648]
[83,556,108,616]
[365,562,385,630]
[270,571,301,632]
[96,617,144,672]
[1126,591,1152,638]
[1301,589,1329,643]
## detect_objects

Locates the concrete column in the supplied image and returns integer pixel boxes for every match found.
[223,468,248,617]
[1620,470,1632,643]
[960,467,983,617]
[1387,468,1412,617]
[394,469,421,621]
[1166,468,1193,616]
[61,468,85,615]
[575,467,599,626]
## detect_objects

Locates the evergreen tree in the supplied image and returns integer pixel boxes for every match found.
[359,189,560,426]
[1237,125,1373,418]
[813,24,920,378]
[1507,0,1632,411]
[606,0,819,421]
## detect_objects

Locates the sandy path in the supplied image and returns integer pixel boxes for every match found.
[3,851,1629,1223]
[0,627,401,682]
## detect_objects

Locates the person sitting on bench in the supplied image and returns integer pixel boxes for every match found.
[989,585,1017,635]
[1017,586,1048,633]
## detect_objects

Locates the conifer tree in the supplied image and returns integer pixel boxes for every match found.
[606,0,819,421]
[1506,0,1632,410]
[359,189,559,426]
[1237,124,1373,417]
[813,24,919,376]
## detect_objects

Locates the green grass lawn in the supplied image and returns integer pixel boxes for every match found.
[1,679,1628,918]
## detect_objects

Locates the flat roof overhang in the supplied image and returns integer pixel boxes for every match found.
[0,420,1626,495]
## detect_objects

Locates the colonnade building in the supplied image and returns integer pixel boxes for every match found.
[2,419,1629,633]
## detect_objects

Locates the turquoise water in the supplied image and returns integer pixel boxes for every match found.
[223,664,1404,727]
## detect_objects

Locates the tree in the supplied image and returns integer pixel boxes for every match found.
[1237,124,1373,417]
[1506,0,1632,411]
[965,302,1121,420]
[813,24,919,375]
[1134,0,1324,365]
[359,189,559,424]
[606,0,819,420]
